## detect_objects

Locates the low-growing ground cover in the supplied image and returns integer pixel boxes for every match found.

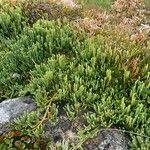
[79,0,114,9]
[0,0,150,149]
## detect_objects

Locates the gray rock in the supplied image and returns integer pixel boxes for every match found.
[83,129,129,150]
[42,115,72,142]
[0,96,36,134]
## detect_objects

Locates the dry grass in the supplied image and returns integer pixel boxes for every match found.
[73,0,150,43]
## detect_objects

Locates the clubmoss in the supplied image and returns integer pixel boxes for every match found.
[0,0,150,149]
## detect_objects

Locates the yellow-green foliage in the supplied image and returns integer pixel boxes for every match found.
[0,0,150,149]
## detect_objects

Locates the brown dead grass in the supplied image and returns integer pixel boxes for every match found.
[73,0,150,43]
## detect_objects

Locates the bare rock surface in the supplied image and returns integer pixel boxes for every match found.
[43,115,72,142]
[83,129,128,150]
[0,96,36,134]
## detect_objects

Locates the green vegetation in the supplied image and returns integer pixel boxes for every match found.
[0,0,150,149]
[79,0,114,9]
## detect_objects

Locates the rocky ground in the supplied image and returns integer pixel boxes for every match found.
[0,96,129,150]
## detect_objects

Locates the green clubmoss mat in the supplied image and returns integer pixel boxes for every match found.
[0,0,150,149]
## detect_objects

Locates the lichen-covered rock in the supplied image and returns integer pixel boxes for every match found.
[83,129,129,150]
[42,109,88,144]
[42,108,129,149]
[0,96,36,134]
[42,115,72,142]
